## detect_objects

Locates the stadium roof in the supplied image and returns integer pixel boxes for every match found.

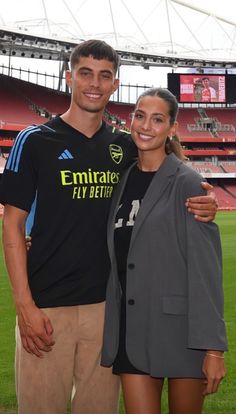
[1,0,236,65]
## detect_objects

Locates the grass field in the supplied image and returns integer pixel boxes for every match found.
[0,212,236,414]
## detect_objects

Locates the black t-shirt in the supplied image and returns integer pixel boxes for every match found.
[0,117,136,307]
[114,165,155,293]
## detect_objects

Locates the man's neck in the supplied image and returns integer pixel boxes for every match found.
[61,107,104,138]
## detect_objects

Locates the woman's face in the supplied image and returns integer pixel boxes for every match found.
[131,95,176,155]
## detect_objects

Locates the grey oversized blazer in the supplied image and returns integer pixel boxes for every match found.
[101,153,227,378]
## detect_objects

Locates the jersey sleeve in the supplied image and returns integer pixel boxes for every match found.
[0,126,39,212]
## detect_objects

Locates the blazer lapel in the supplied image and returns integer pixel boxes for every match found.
[129,153,182,250]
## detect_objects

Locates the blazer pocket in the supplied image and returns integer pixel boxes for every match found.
[162,296,187,315]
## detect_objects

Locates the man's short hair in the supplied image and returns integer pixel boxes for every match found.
[70,39,120,74]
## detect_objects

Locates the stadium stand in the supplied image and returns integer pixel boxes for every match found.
[0,74,43,125]
[204,109,236,138]
[106,102,134,128]
[220,162,236,173]
[213,185,236,210]
[0,74,69,125]
[0,74,236,211]
[224,184,236,197]
[187,162,224,174]
[177,108,213,139]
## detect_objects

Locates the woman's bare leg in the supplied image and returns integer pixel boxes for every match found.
[121,374,164,414]
[168,378,205,414]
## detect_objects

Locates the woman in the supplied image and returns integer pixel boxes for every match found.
[101,88,227,414]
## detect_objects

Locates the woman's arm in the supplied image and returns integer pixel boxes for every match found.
[183,175,227,394]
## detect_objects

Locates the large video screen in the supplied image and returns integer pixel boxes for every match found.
[168,73,236,104]
[179,74,226,103]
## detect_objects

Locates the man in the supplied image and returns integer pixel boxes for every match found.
[201,77,217,102]
[0,40,217,414]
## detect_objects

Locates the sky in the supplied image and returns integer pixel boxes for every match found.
[1,0,236,89]
[1,0,236,55]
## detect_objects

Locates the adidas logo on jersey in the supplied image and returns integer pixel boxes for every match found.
[58,149,74,160]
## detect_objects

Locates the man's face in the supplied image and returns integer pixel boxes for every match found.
[202,78,210,88]
[66,55,119,114]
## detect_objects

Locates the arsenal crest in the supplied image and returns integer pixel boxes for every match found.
[109,144,123,164]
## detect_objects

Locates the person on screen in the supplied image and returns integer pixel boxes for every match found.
[193,78,203,101]
[101,87,227,414]
[201,77,217,102]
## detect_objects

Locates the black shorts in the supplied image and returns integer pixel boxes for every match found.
[112,303,148,375]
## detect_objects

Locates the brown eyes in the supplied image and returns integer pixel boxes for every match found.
[134,113,163,123]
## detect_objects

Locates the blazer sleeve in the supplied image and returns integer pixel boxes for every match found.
[181,172,228,351]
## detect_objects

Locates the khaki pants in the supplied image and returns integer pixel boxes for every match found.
[15,302,120,414]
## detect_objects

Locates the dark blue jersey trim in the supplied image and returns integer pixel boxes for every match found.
[6,126,41,173]
[25,192,38,236]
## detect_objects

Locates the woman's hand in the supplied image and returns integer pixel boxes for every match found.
[202,352,226,395]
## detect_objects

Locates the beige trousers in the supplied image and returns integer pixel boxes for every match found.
[15,302,120,414]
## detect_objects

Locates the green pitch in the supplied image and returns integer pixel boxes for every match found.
[0,212,236,413]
